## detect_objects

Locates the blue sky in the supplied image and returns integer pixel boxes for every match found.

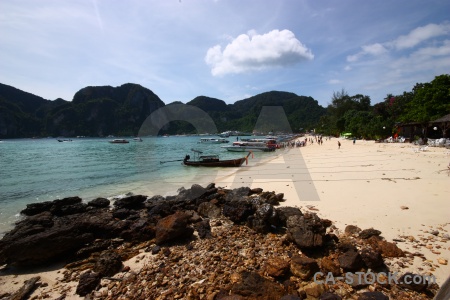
[1,0,449,107]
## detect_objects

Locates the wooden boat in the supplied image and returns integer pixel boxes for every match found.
[198,138,229,144]
[109,139,129,144]
[183,149,252,167]
[222,141,275,152]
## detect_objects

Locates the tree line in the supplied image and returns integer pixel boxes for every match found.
[316,74,450,139]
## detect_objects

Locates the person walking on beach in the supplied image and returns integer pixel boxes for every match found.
[338,141,341,149]
[353,137,356,145]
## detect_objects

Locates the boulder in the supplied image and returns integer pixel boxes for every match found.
[276,207,302,227]
[88,198,110,208]
[93,250,123,277]
[197,201,222,218]
[366,236,405,257]
[76,272,101,296]
[290,255,319,280]
[230,271,285,300]
[222,202,254,224]
[338,249,364,271]
[359,228,381,239]
[287,213,329,249]
[113,195,147,210]
[360,248,384,269]
[265,257,290,278]
[357,291,388,300]
[194,219,211,239]
[21,197,82,216]
[155,211,194,245]
[398,272,428,292]
[0,209,122,266]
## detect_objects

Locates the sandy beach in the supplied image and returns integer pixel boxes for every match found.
[216,137,450,285]
[1,137,449,299]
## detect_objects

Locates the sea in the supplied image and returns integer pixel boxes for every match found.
[0,136,274,236]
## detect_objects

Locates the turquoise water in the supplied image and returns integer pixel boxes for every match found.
[0,136,270,235]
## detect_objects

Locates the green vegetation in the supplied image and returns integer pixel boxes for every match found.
[0,74,448,138]
[317,74,450,139]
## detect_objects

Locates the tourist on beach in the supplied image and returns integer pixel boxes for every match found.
[338,141,341,149]
[353,137,356,145]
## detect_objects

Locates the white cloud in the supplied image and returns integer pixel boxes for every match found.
[347,23,450,62]
[205,29,314,76]
[390,23,450,50]
[328,79,342,84]
[362,43,387,55]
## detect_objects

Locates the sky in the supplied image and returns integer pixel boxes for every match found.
[1,0,449,107]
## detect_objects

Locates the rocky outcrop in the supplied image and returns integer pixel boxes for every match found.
[0,184,442,299]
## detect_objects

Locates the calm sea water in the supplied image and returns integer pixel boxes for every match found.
[0,136,270,235]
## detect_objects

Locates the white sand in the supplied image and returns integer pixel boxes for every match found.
[215,137,450,285]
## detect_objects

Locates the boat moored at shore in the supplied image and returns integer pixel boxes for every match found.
[198,138,229,144]
[109,139,129,144]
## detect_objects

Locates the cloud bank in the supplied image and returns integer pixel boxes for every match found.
[205,29,314,76]
[347,22,450,62]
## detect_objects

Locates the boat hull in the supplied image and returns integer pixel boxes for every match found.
[183,157,246,167]
[222,146,275,152]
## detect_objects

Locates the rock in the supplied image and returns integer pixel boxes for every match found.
[276,207,302,227]
[151,245,161,254]
[345,225,361,235]
[93,250,123,277]
[76,239,111,258]
[197,202,222,218]
[222,202,254,224]
[366,236,405,257]
[225,187,251,201]
[230,271,285,300]
[290,255,319,280]
[88,198,110,208]
[155,211,194,245]
[400,206,409,210]
[319,292,342,299]
[287,213,329,249]
[338,249,364,271]
[194,219,211,239]
[0,209,123,266]
[147,201,172,217]
[112,208,133,220]
[360,248,384,269]
[50,202,88,216]
[21,197,82,216]
[430,230,439,236]
[437,258,448,265]
[300,281,325,298]
[264,257,290,278]
[7,276,40,300]
[76,271,101,296]
[250,187,263,194]
[359,228,382,239]
[398,272,428,292]
[113,195,147,210]
[280,296,301,300]
[320,254,341,275]
[357,291,388,300]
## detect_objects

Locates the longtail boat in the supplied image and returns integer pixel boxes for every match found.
[182,149,252,167]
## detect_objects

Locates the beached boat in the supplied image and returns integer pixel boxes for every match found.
[222,141,276,152]
[198,138,229,144]
[183,149,252,167]
[109,139,129,144]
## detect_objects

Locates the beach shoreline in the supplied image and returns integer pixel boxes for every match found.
[215,137,450,285]
[1,137,449,299]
